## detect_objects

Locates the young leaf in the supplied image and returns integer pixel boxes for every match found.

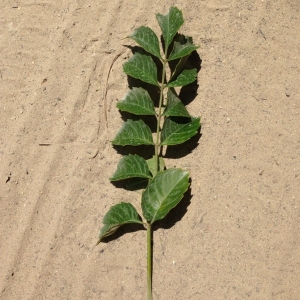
[161,117,200,145]
[146,156,165,177]
[98,202,143,243]
[167,68,197,87]
[141,169,189,224]
[110,154,152,181]
[117,87,156,116]
[123,52,159,86]
[112,119,154,146]
[128,26,162,59]
[156,6,184,51]
[163,89,191,117]
[168,35,198,61]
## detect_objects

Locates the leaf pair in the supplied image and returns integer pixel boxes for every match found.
[117,87,192,117]
[112,117,200,147]
[113,87,200,147]
[98,168,189,242]
[123,52,197,88]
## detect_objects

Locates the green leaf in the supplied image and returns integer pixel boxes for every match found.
[156,6,184,50]
[163,89,191,117]
[112,119,154,146]
[167,68,197,87]
[161,117,200,145]
[169,55,189,82]
[128,26,162,59]
[98,202,143,243]
[116,87,156,116]
[141,169,190,224]
[146,156,165,177]
[110,154,152,181]
[123,53,159,86]
[168,35,198,61]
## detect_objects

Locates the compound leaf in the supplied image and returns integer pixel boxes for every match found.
[141,169,190,224]
[110,154,152,181]
[112,119,154,146]
[123,53,159,86]
[168,35,198,61]
[167,68,197,87]
[163,89,191,117]
[98,202,143,243]
[156,6,184,51]
[117,87,156,115]
[161,117,200,145]
[128,26,162,59]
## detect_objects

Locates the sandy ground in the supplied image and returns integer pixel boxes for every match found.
[1,0,300,299]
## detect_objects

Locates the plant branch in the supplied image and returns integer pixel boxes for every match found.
[154,57,167,173]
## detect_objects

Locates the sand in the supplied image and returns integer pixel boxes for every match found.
[1,1,299,299]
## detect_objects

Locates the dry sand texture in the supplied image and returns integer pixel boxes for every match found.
[1,0,300,299]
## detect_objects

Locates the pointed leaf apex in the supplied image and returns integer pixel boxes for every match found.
[156,6,184,50]
[128,26,162,59]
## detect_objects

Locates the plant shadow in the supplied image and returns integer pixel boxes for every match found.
[113,144,155,159]
[164,130,202,159]
[100,223,146,244]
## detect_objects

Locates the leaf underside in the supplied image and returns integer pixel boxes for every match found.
[98,202,143,243]
[163,89,191,117]
[161,117,200,145]
[167,68,197,87]
[123,52,159,86]
[156,6,184,50]
[117,87,156,115]
[110,154,152,181]
[112,119,154,146]
[128,26,162,59]
[141,169,190,224]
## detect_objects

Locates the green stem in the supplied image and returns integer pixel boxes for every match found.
[150,50,169,300]
[147,223,153,300]
[155,57,167,173]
